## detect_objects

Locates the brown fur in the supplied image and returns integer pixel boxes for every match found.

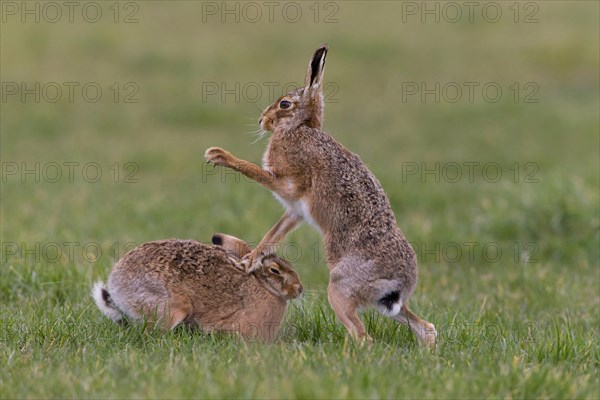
[92,234,302,342]
[204,45,435,347]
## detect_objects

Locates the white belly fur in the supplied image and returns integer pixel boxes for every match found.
[273,193,321,234]
[263,153,320,233]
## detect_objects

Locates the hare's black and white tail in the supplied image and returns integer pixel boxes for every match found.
[92,281,123,323]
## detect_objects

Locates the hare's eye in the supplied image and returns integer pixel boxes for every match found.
[279,100,292,109]
[269,267,281,275]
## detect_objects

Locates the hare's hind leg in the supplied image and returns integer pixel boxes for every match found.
[141,297,193,331]
[392,305,436,348]
[164,296,194,330]
[327,282,372,344]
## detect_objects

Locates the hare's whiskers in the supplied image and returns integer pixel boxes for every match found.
[251,128,268,144]
[242,127,263,135]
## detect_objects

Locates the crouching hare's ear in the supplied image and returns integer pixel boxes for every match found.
[212,233,252,260]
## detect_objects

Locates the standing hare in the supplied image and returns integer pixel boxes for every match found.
[204,45,436,346]
[92,233,303,342]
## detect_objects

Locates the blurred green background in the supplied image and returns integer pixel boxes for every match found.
[1,1,598,398]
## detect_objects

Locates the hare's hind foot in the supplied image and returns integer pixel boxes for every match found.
[422,328,437,349]
[393,306,437,349]
[359,332,374,346]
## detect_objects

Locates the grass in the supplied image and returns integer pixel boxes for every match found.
[1,1,599,399]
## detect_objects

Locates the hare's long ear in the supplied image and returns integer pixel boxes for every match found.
[304,44,328,93]
[212,233,252,259]
[302,45,328,129]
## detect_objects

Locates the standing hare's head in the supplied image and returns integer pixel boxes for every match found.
[212,234,303,300]
[259,45,328,133]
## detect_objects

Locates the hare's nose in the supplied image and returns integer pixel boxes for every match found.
[259,117,263,125]
[294,284,303,295]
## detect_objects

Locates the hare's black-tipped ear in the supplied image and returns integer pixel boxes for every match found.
[211,234,223,246]
[212,233,252,258]
[304,44,328,90]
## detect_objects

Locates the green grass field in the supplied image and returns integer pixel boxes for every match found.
[1,2,599,398]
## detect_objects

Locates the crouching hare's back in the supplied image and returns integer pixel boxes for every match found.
[92,234,302,342]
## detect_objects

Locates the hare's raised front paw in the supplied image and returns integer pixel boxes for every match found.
[240,253,262,273]
[204,147,233,167]
[229,258,247,271]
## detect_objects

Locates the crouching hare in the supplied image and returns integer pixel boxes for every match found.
[205,45,436,347]
[92,234,303,342]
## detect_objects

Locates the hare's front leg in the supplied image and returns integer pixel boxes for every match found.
[204,147,279,190]
[240,212,302,272]
[205,147,302,271]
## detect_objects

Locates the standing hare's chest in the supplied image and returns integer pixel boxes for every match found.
[262,145,320,232]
